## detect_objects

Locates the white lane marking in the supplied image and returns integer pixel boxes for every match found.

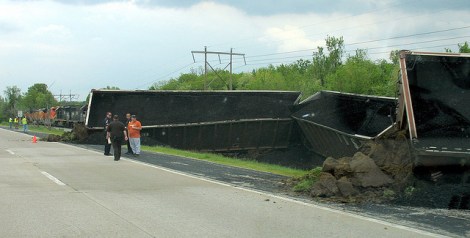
[0,128,39,138]
[6,150,14,155]
[41,171,65,186]
[53,142,443,237]
[125,159,444,238]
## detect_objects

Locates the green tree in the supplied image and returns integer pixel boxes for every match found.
[3,86,22,117]
[0,96,6,121]
[325,35,345,70]
[325,50,396,96]
[104,86,120,90]
[389,50,400,65]
[458,41,470,53]
[21,83,57,111]
[312,47,328,86]
[312,36,344,86]
[444,42,470,53]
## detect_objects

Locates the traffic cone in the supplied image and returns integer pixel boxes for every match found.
[32,135,37,143]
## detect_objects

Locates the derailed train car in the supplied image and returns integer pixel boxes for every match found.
[54,105,87,127]
[80,51,469,167]
[24,107,58,126]
[397,50,470,166]
[25,105,86,128]
[291,90,396,158]
[85,90,301,152]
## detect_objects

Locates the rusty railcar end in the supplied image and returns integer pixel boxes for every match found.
[397,51,470,166]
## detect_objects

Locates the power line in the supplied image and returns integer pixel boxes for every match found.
[191,47,246,90]
[233,41,466,70]
[137,62,196,89]
[212,0,466,53]
[347,25,470,46]
[253,1,467,51]
[226,35,469,66]
[207,0,415,48]
[135,8,469,85]
[234,25,470,62]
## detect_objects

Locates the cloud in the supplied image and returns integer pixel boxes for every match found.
[0,21,19,35]
[263,25,322,52]
[33,24,73,39]
[0,0,469,101]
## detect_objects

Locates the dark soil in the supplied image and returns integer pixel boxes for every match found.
[235,144,325,170]
[393,168,470,210]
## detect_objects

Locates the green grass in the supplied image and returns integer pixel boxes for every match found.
[141,145,309,177]
[0,122,66,136]
[28,125,66,136]
[292,167,323,192]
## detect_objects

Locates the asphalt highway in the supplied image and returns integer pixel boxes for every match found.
[0,128,463,237]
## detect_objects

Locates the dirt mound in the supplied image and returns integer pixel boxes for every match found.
[40,124,89,143]
[296,129,415,203]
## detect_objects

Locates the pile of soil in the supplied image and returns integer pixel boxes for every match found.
[298,130,416,203]
[291,129,470,209]
[41,124,89,143]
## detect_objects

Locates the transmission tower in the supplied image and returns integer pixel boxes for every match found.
[54,90,79,103]
[191,47,246,90]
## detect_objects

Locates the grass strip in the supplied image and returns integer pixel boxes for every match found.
[28,125,66,136]
[0,122,66,136]
[1,121,307,177]
[142,145,308,177]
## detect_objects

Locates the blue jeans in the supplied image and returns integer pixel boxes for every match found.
[129,137,141,154]
[23,124,28,132]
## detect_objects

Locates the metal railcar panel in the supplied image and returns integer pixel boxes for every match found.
[292,90,396,158]
[85,90,300,152]
[397,51,470,166]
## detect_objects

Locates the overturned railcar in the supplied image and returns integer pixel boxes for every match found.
[55,106,86,127]
[85,90,301,152]
[397,51,470,166]
[292,90,396,158]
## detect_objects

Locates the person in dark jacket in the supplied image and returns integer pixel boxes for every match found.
[106,115,128,161]
[104,112,112,156]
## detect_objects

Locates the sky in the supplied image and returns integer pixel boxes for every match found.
[0,0,469,101]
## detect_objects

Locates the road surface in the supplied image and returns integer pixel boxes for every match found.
[0,128,446,237]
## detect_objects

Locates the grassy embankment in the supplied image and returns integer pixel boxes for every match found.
[0,122,66,136]
[142,145,308,177]
[1,122,308,177]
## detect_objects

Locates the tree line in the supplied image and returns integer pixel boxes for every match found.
[150,37,470,100]
[0,83,58,120]
[1,37,468,122]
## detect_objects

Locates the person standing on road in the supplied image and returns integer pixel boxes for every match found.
[128,115,142,157]
[104,112,112,156]
[9,117,12,129]
[106,115,128,161]
[14,117,19,130]
[21,116,28,133]
[125,113,134,155]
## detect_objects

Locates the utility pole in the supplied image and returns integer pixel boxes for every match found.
[54,90,79,103]
[230,48,233,90]
[204,46,208,90]
[191,47,246,90]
